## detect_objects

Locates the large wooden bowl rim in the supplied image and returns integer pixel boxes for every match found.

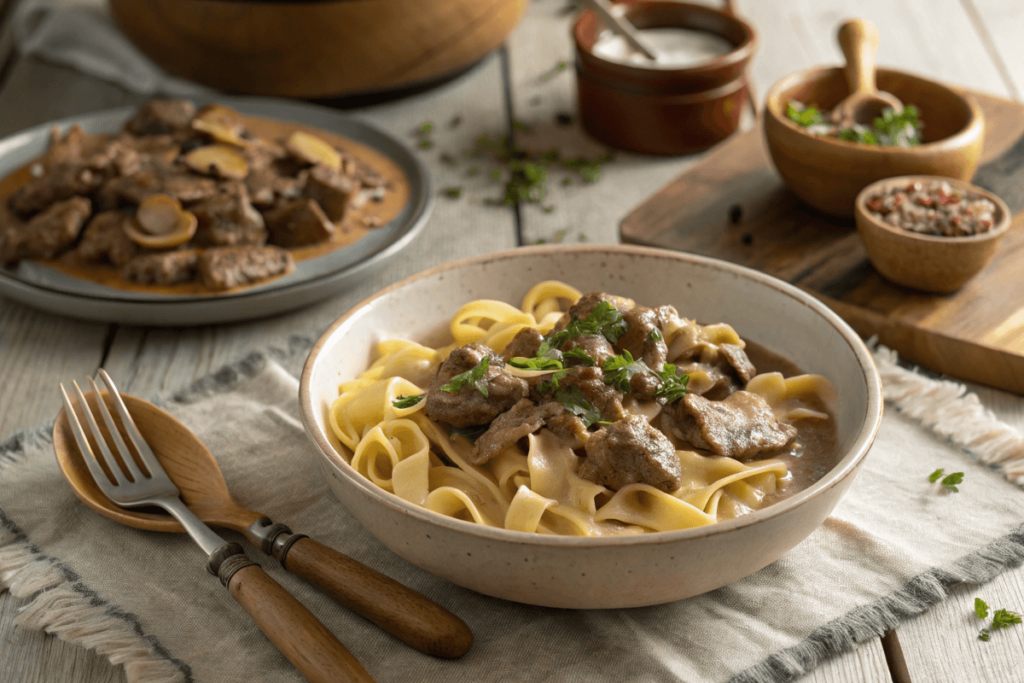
[765,66,984,153]
[854,175,1011,245]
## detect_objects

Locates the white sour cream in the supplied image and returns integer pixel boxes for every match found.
[591,27,735,69]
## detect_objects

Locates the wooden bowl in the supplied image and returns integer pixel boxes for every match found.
[763,67,985,217]
[573,1,757,155]
[109,0,527,99]
[299,245,882,608]
[854,176,1011,294]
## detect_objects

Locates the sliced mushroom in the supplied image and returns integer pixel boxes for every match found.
[191,104,249,147]
[123,193,198,248]
[182,144,249,180]
[285,131,341,170]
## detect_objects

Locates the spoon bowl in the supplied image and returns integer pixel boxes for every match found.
[830,19,903,129]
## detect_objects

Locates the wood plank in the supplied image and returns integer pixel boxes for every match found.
[961,0,1023,101]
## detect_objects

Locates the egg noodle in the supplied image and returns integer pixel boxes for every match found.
[329,281,834,537]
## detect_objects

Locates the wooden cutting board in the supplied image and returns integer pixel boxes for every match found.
[621,90,1024,395]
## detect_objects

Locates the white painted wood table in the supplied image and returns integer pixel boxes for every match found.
[1,1,1022,681]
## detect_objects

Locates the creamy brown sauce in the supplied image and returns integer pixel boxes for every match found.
[744,340,840,507]
[0,113,411,296]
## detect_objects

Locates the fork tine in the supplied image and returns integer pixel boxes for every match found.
[60,383,118,491]
[71,380,128,486]
[96,369,162,477]
[88,376,145,482]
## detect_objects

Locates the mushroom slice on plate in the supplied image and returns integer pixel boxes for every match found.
[285,131,341,171]
[191,104,249,147]
[123,193,198,248]
[182,144,249,180]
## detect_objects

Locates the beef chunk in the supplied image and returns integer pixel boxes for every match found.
[9,165,103,215]
[263,198,334,247]
[191,182,267,247]
[629,371,661,401]
[669,391,796,459]
[554,366,624,423]
[579,414,682,493]
[246,167,301,209]
[562,334,615,366]
[98,171,218,209]
[0,196,91,265]
[471,399,562,465]
[341,150,387,188]
[124,99,196,137]
[115,133,180,169]
[76,211,138,266]
[617,306,668,369]
[243,140,286,172]
[502,327,544,362]
[162,174,220,204]
[424,343,528,428]
[197,246,293,290]
[122,249,200,285]
[545,410,588,449]
[302,164,358,221]
[552,291,634,333]
[719,343,757,384]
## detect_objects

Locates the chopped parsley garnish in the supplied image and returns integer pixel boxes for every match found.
[440,356,490,397]
[551,385,603,427]
[975,598,1021,641]
[647,328,663,342]
[837,128,880,145]
[929,468,964,492]
[786,102,826,127]
[418,139,433,150]
[440,153,458,166]
[467,166,479,176]
[654,364,689,403]
[511,119,530,132]
[450,424,488,444]
[873,105,921,146]
[503,161,548,205]
[391,394,424,409]
[489,168,502,182]
[443,187,462,199]
[418,121,434,135]
[539,60,568,82]
[603,350,647,393]
[561,154,612,182]
[537,369,569,395]
[509,355,563,371]
[563,348,595,366]
[537,301,627,358]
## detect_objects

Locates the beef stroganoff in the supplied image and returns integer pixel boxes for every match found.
[330,281,838,537]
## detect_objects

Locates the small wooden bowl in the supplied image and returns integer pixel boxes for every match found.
[854,176,1010,294]
[574,1,757,155]
[763,67,985,217]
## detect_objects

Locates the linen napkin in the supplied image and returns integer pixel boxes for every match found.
[2,340,1023,683]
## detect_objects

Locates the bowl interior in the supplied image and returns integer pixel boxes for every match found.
[304,246,880,544]
[767,67,974,144]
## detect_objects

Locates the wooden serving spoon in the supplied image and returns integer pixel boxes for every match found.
[831,18,903,128]
[52,391,473,660]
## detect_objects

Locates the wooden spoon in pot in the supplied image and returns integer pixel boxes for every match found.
[831,18,903,128]
[52,391,473,660]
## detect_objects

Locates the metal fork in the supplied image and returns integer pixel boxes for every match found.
[60,369,375,683]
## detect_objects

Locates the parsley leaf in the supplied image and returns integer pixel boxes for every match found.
[603,350,648,393]
[535,300,626,358]
[551,384,603,427]
[563,348,596,366]
[975,598,990,620]
[941,471,964,492]
[874,105,921,146]
[450,424,488,443]
[929,468,945,483]
[509,356,563,371]
[391,394,424,410]
[440,356,490,397]
[418,121,434,135]
[837,127,880,145]
[647,328,663,342]
[992,608,1022,630]
[443,187,462,198]
[786,102,826,127]
[537,369,569,395]
[654,364,689,403]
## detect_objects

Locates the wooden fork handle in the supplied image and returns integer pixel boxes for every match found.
[274,536,473,659]
[216,552,375,683]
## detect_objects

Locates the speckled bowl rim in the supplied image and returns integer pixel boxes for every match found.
[854,174,1011,244]
[764,66,984,153]
[299,244,883,548]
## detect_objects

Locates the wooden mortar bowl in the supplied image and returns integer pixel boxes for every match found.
[763,67,984,217]
[109,0,527,98]
[854,175,1010,294]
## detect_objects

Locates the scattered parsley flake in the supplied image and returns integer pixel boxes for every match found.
[975,598,1021,641]
[418,139,433,150]
[468,166,479,176]
[537,368,569,394]
[440,356,490,397]
[489,168,503,182]
[511,120,530,132]
[539,60,568,82]
[551,384,603,427]
[418,121,434,135]
[562,348,595,366]
[391,394,424,410]
[443,187,462,199]
[975,598,990,620]
[941,471,964,492]
[562,177,572,186]
[554,229,566,242]
[603,350,648,393]
[509,356,563,371]
[543,205,555,213]
[929,468,945,483]
[502,161,548,205]
[440,153,458,166]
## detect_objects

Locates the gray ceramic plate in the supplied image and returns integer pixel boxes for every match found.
[0,96,432,326]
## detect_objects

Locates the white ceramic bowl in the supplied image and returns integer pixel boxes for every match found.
[299,245,882,608]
